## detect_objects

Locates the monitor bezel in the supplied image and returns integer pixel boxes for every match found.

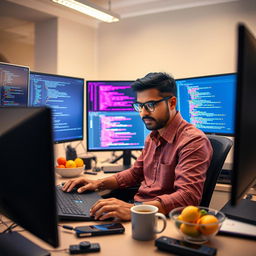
[29,71,84,144]
[0,106,59,248]
[85,80,147,152]
[231,24,256,205]
[175,72,236,136]
[0,61,30,107]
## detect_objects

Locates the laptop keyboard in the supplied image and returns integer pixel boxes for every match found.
[56,186,86,215]
[217,169,232,184]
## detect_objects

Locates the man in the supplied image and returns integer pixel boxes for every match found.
[62,72,213,221]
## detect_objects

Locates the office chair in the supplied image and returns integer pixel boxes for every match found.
[200,135,233,207]
[103,135,233,208]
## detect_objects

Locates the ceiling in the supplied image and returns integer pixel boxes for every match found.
[0,0,240,45]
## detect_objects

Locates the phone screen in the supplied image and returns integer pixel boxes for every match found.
[92,223,124,231]
[76,223,124,233]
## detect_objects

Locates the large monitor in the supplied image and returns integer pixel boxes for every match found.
[0,107,59,255]
[86,81,150,166]
[231,23,256,205]
[29,72,84,143]
[0,62,29,106]
[176,73,236,135]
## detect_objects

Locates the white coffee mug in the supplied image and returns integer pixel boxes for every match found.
[131,205,167,241]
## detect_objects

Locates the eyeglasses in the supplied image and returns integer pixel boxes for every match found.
[132,96,173,112]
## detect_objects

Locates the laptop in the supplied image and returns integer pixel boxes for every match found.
[55,185,102,221]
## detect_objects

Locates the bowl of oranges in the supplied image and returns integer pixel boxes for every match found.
[55,157,85,178]
[169,206,225,244]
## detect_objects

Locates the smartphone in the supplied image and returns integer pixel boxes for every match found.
[155,236,217,256]
[75,223,125,237]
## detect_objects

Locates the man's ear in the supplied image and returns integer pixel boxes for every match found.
[169,96,177,109]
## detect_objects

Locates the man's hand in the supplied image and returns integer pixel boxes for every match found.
[61,177,100,193]
[90,198,133,221]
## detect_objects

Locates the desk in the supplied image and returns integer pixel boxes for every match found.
[1,172,255,256]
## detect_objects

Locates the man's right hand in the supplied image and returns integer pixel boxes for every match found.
[61,177,101,193]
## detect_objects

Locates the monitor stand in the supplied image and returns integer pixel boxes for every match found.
[102,150,137,173]
[0,232,50,256]
[110,149,137,167]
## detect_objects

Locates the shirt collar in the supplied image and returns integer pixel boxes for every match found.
[150,111,183,144]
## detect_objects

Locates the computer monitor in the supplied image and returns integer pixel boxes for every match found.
[231,23,256,205]
[0,107,59,255]
[176,73,236,135]
[29,72,84,143]
[86,81,150,166]
[0,62,29,106]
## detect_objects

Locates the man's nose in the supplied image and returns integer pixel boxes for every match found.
[139,106,150,116]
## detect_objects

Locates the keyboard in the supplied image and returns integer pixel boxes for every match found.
[217,169,232,184]
[55,186,102,220]
[56,188,85,215]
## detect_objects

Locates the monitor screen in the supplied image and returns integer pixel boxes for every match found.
[86,81,150,152]
[176,73,236,135]
[29,72,84,143]
[0,62,29,106]
[231,24,256,205]
[0,107,59,253]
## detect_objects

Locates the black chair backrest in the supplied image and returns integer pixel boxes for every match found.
[200,135,233,207]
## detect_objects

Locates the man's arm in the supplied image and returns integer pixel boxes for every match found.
[62,175,120,193]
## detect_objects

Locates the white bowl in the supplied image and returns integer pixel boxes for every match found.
[55,166,84,178]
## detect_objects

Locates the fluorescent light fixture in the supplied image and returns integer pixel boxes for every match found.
[52,0,120,23]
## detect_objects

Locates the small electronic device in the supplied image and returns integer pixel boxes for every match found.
[69,241,100,254]
[155,236,217,256]
[75,223,125,237]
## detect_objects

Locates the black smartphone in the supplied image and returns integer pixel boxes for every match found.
[155,236,217,256]
[75,223,125,237]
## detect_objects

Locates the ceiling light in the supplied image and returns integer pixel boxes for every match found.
[52,0,120,23]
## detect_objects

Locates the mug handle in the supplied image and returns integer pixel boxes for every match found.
[154,213,167,234]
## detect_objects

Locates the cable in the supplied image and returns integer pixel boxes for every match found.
[48,248,69,253]
[2,223,18,233]
[58,224,76,231]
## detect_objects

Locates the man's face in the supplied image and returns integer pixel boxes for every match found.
[136,88,176,131]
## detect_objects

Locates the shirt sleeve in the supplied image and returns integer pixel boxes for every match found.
[114,151,145,188]
[156,135,213,214]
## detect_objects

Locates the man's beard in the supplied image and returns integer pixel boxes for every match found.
[142,114,170,130]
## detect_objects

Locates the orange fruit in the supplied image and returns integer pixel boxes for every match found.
[198,215,219,235]
[57,157,66,166]
[175,215,183,228]
[180,206,200,223]
[74,158,84,167]
[65,160,76,168]
[180,223,200,237]
[56,165,65,168]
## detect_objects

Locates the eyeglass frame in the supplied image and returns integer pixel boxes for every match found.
[132,95,173,112]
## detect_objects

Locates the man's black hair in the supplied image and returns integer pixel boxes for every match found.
[131,72,177,97]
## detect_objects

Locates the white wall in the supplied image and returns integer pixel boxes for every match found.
[97,0,256,80]
[57,18,97,79]
[0,30,34,68]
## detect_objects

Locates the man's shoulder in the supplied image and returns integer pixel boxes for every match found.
[176,121,209,144]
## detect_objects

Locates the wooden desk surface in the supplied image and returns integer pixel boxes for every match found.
[1,171,255,256]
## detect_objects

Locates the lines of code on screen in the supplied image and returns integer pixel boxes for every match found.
[0,63,29,106]
[29,72,84,143]
[176,73,236,135]
[87,81,149,150]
